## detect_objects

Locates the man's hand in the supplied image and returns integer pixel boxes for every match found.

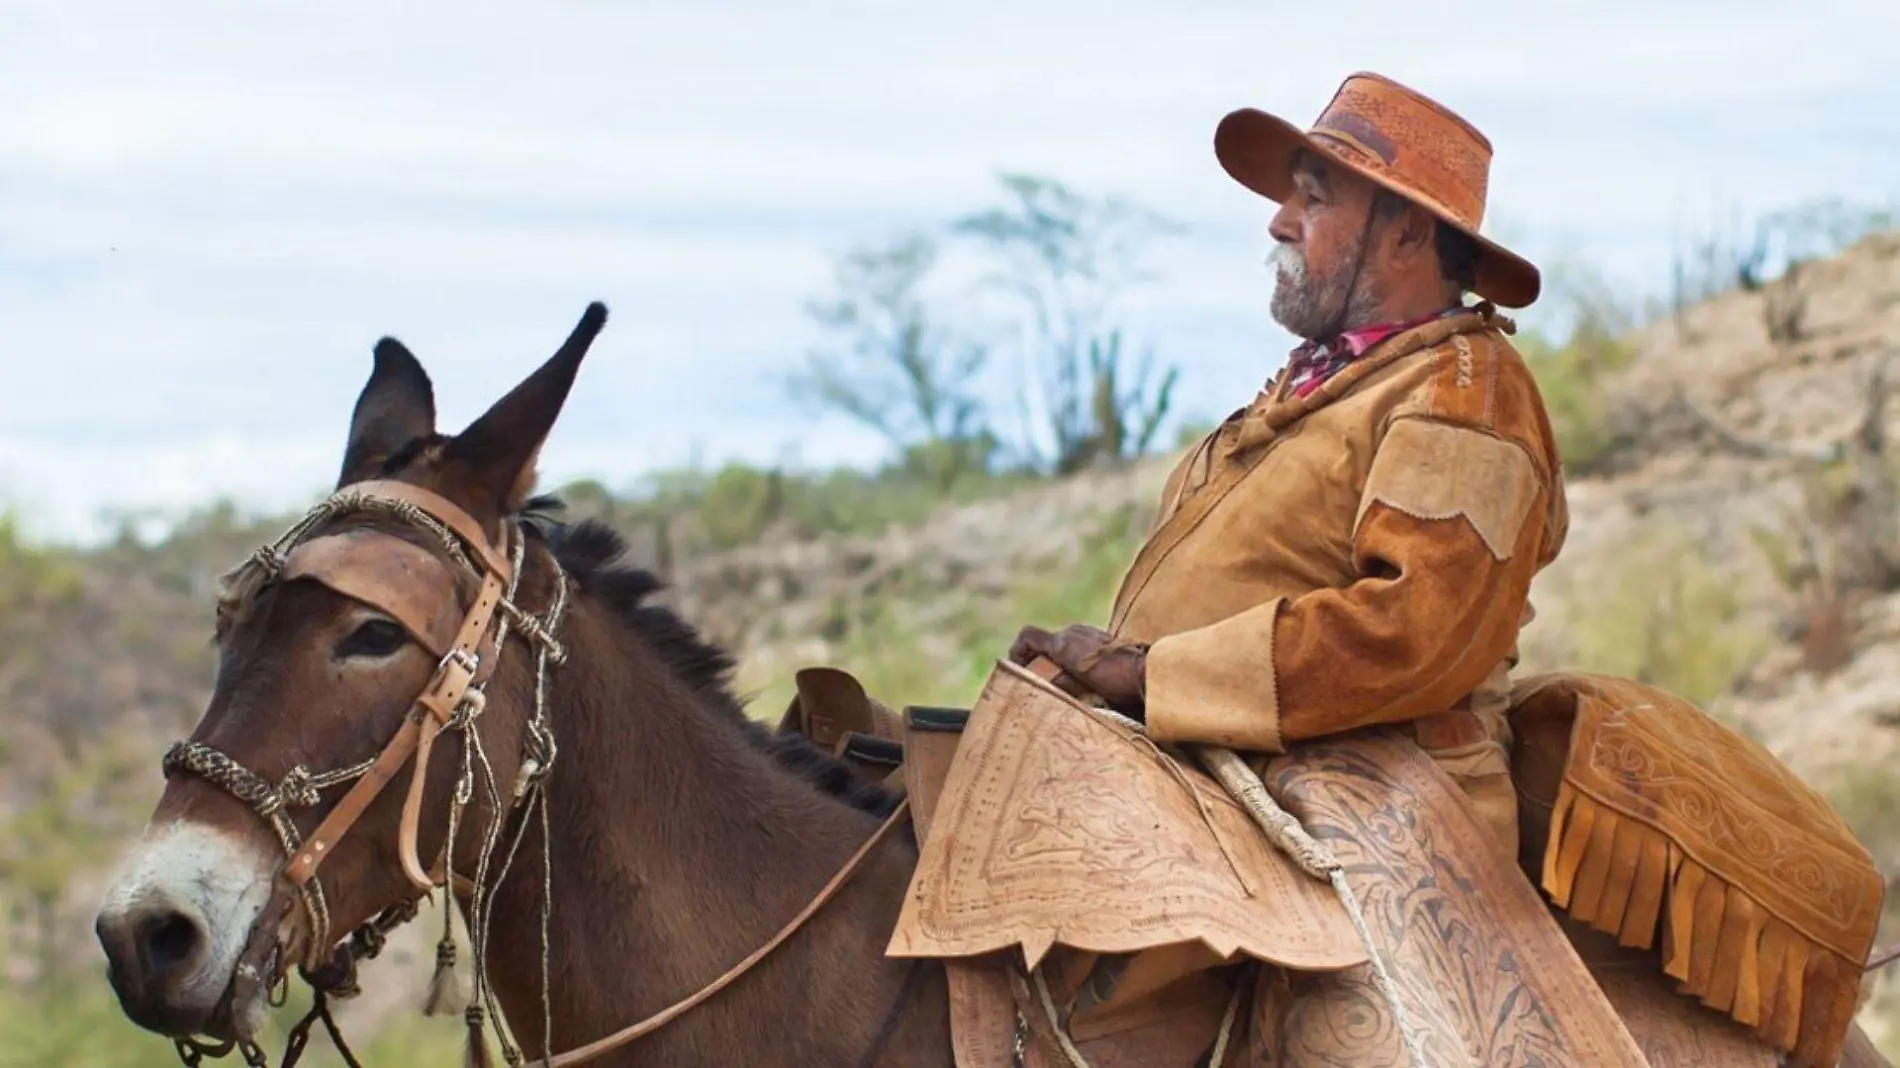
[1007,623,1146,717]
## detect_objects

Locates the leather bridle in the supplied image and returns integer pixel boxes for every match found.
[159,479,911,1068]
[162,479,564,1064]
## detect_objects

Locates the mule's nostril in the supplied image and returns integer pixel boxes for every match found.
[138,910,203,975]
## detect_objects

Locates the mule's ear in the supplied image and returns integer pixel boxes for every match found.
[338,338,437,488]
[439,302,607,527]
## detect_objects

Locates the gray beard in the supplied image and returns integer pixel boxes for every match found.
[1268,241,1379,341]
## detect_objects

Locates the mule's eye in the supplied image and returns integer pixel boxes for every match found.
[336,619,409,659]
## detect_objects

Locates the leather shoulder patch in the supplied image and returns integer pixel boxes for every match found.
[1356,416,1543,560]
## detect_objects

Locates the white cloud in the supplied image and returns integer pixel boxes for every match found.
[2,0,1897,541]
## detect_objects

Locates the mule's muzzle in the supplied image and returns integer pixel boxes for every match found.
[97,894,220,1036]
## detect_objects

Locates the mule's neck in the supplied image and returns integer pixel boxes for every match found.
[473,596,946,1067]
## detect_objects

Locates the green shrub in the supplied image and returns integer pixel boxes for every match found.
[570,455,1042,555]
[1825,763,1900,883]
[733,501,1151,718]
[1518,317,1637,477]
[1562,526,1772,706]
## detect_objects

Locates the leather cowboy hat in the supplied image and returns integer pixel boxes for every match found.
[1215,71,1540,308]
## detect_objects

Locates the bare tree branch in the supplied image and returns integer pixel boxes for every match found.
[953,173,1184,474]
[789,235,994,486]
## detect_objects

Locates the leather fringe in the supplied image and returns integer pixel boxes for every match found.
[1543,783,1862,1067]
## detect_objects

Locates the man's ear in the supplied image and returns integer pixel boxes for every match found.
[1390,204,1436,255]
[338,338,437,488]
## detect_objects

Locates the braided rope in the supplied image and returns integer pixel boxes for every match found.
[1030,967,1095,1068]
[457,528,575,1067]
[161,741,380,971]
[1206,979,1244,1067]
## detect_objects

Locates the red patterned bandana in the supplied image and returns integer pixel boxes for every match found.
[1279,306,1464,398]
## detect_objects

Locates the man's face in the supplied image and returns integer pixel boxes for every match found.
[1267,153,1382,340]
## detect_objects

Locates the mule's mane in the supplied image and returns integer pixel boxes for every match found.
[520,496,899,817]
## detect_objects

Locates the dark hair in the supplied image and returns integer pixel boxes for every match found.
[1372,188,1479,295]
[520,501,900,816]
[1434,222,1481,294]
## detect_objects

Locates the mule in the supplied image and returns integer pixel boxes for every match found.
[95,304,957,1067]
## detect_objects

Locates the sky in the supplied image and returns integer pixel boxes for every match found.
[3,0,1898,543]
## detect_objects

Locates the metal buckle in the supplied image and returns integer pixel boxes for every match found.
[439,646,479,678]
[423,647,480,718]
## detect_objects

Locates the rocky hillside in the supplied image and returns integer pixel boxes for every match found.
[1534,232,1900,772]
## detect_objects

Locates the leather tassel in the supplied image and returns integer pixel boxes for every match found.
[463,1006,495,1068]
[422,937,468,1018]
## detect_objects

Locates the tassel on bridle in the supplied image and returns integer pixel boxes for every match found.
[464,1005,497,1068]
[424,933,469,1018]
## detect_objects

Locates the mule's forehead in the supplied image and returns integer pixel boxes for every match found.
[281,530,463,657]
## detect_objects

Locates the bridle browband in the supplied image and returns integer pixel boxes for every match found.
[160,479,912,1068]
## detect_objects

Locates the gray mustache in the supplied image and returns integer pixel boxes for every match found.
[1268,243,1306,282]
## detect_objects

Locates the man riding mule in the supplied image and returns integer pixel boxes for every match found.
[92,75,1888,1068]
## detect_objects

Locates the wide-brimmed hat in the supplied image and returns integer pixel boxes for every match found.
[1215,71,1539,308]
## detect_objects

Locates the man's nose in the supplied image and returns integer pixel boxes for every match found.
[1267,202,1300,246]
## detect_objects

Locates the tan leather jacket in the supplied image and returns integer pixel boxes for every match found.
[1110,305,1568,849]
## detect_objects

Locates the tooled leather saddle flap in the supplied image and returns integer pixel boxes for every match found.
[887,662,1367,972]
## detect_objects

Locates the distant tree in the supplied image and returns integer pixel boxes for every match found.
[955,173,1183,475]
[790,235,993,489]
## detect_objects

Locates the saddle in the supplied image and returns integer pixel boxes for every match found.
[787,662,1369,1066]
[778,663,1889,1067]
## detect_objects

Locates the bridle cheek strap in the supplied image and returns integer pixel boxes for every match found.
[400,569,505,890]
[283,567,507,894]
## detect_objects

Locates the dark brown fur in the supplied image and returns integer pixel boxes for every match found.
[469,511,948,1065]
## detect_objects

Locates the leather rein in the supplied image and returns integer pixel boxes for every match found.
[160,480,909,1067]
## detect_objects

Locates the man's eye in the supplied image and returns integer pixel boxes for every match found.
[336,619,409,659]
